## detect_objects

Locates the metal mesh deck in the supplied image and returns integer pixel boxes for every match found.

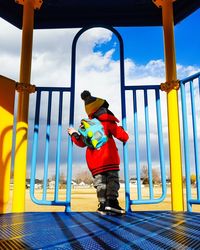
[1,211,200,249]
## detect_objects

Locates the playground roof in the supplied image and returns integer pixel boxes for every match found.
[0,0,200,29]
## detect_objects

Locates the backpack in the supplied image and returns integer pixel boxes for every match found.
[78,118,108,149]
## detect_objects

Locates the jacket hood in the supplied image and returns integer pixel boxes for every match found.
[97,113,119,123]
[89,106,119,123]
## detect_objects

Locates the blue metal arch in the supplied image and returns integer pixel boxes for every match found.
[68,25,131,212]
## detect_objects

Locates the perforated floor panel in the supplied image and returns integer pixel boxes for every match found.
[1,211,200,249]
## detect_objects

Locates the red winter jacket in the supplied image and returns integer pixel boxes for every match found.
[71,113,129,176]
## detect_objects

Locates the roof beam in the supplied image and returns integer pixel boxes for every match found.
[15,0,43,10]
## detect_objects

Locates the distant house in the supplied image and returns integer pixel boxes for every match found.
[129,178,136,186]
[71,180,77,189]
[73,181,91,188]
[130,178,137,184]
[49,180,55,189]
[166,178,171,186]
[25,178,30,189]
[25,178,43,189]
[71,180,77,185]
[79,181,86,186]
[34,183,42,189]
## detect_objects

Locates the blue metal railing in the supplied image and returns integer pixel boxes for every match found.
[180,72,200,212]
[30,84,167,211]
[30,87,73,211]
[124,85,167,209]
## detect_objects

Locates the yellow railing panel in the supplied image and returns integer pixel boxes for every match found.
[0,75,16,213]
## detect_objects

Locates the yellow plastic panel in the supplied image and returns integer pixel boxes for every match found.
[0,75,16,213]
[12,0,34,213]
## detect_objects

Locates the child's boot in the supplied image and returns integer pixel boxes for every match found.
[105,199,125,214]
[97,202,106,215]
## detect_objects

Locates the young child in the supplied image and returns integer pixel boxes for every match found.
[68,90,129,214]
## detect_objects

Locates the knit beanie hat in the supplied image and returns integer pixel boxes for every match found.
[81,90,109,116]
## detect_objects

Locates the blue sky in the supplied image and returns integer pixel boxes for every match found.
[94,8,200,67]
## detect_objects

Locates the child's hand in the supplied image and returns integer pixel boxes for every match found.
[67,127,78,136]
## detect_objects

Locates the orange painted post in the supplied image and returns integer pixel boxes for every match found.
[0,76,16,213]
[153,0,184,211]
[12,0,42,212]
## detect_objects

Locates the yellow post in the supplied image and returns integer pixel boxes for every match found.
[153,0,184,211]
[12,0,42,212]
[0,76,16,213]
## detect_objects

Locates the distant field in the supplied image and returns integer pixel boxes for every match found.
[6,187,200,213]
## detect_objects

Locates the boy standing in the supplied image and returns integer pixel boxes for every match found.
[68,90,129,214]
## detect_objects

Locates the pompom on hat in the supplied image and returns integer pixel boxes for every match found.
[81,90,108,116]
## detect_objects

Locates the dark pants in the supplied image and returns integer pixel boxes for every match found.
[93,170,120,203]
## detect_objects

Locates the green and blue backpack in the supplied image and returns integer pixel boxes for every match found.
[78,118,108,149]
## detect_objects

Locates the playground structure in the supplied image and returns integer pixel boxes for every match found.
[0,0,200,249]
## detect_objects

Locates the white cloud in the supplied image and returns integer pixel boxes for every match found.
[177,64,200,80]
[0,19,21,56]
[126,59,165,85]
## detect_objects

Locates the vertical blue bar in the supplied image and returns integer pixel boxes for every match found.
[133,90,142,200]
[155,89,166,200]
[190,80,200,200]
[180,81,192,211]
[119,38,130,213]
[66,135,73,212]
[30,91,41,201]
[144,90,153,199]
[66,36,76,212]
[54,91,63,202]
[43,91,52,201]
[199,76,200,96]
[66,90,74,211]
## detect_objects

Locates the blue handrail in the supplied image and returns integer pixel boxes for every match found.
[133,90,142,201]
[55,91,63,202]
[155,89,166,202]
[43,91,52,200]
[144,90,154,200]
[180,72,200,211]
[190,81,200,200]
[126,87,166,206]
[30,87,72,208]
[180,80,192,211]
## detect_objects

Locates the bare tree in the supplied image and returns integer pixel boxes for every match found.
[152,168,161,184]
[141,165,161,185]
[51,174,55,181]
[75,170,93,185]
[60,172,66,184]
[141,165,149,184]
[190,174,196,185]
